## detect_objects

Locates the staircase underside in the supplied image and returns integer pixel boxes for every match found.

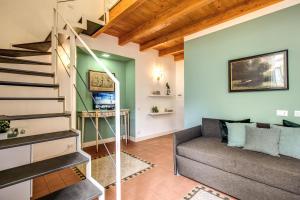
[13,41,51,52]
[0,56,51,65]
[0,49,51,57]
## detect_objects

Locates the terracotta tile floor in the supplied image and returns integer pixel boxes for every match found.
[32,134,198,200]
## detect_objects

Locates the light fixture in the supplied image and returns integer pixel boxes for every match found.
[153,68,163,81]
[102,53,110,58]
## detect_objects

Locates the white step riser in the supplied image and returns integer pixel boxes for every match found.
[32,137,76,162]
[10,117,70,136]
[0,63,53,73]
[0,86,58,97]
[0,73,54,84]
[0,100,64,115]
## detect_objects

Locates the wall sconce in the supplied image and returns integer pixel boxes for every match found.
[152,67,164,95]
[153,67,163,82]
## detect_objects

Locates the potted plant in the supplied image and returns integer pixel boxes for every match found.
[0,120,10,133]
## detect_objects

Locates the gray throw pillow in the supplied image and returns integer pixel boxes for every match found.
[244,126,281,156]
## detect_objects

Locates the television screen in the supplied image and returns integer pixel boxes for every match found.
[93,92,115,110]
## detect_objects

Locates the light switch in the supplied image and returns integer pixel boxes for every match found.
[295,111,300,117]
[276,110,288,117]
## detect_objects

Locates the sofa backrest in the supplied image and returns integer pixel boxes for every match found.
[202,118,221,138]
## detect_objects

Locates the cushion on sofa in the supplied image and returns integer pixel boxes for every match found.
[202,118,222,138]
[226,122,254,147]
[219,119,251,143]
[243,126,281,156]
[177,137,300,194]
[283,120,300,127]
[276,125,300,159]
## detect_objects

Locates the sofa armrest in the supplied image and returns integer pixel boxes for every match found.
[173,125,202,174]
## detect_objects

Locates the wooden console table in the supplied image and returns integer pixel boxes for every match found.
[77,109,130,152]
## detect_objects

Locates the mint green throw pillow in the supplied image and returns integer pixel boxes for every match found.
[226,122,255,147]
[276,126,300,159]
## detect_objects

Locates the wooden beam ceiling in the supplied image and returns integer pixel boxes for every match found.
[159,44,184,57]
[93,0,283,61]
[93,0,147,37]
[118,0,215,46]
[140,0,281,51]
[174,53,184,61]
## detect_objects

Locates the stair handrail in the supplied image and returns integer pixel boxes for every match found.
[53,7,122,200]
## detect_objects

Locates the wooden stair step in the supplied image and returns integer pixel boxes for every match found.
[0,130,78,150]
[13,41,51,52]
[0,112,71,121]
[0,67,54,77]
[81,20,104,36]
[37,179,102,200]
[0,56,51,65]
[0,81,59,88]
[0,97,64,101]
[0,152,88,189]
[0,49,51,57]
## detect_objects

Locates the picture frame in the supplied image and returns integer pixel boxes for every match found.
[228,50,289,92]
[88,70,115,92]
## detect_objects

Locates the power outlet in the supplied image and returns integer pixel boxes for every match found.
[295,111,300,117]
[276,110,288,117]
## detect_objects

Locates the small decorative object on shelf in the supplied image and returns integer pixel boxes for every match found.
[151,106,159,113]
[152,90,161,95]
[164,108,174,113]
[0,120,10,133]
[166,82,171,95]
[7,128,19,138]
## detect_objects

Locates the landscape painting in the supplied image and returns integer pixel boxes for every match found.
[88,70,115,92]
[229,50,288,92]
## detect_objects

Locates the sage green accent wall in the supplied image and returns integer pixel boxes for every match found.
[185,5,300,128]
[76,49,135,142]
[125,60,136,137]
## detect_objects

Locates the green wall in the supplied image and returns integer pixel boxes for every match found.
[185,5,300,128]
[76,49,135,142]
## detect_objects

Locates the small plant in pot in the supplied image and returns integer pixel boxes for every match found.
[0,120,10,134]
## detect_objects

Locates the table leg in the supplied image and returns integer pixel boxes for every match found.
[96,117,99,152]
[124,113,128,145]
[81,117,85,149]
[127,113,130,144]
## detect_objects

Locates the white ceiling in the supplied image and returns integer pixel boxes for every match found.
[0,0,105,48]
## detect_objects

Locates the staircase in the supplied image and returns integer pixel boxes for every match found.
[0,4,119,200]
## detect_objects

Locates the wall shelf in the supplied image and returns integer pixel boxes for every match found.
[148,95,175,97]
[148,112,174,116]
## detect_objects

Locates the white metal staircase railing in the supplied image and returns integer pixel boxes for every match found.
[52,6,122,200]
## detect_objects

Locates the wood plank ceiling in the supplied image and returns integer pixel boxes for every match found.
[93,0,282,61]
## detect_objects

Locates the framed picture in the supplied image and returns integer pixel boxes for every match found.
[229,50,288,92]
[88,70,115,92]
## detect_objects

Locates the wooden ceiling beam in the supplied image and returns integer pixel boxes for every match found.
[118,0,215,46]
[140,0,282,51]
[159,44,184,57]
[174,53,184,61]
[92,0,147,37]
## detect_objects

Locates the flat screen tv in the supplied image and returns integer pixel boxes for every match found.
[93,92,115,110]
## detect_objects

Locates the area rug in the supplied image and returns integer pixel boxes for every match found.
[183,184,237,200]
[75,152,155,189]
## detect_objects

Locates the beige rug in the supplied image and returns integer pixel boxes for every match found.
[183,184,237,200]
[76,152,154,188]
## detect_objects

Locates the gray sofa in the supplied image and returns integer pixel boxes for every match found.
[174,118,300,200]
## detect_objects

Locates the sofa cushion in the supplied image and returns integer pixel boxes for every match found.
[283,120,300,128]
[276,125,300,159]
[244,126,281,156]
[220,119,251,143]
[202,118,222,138]
[177,137,300,194]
